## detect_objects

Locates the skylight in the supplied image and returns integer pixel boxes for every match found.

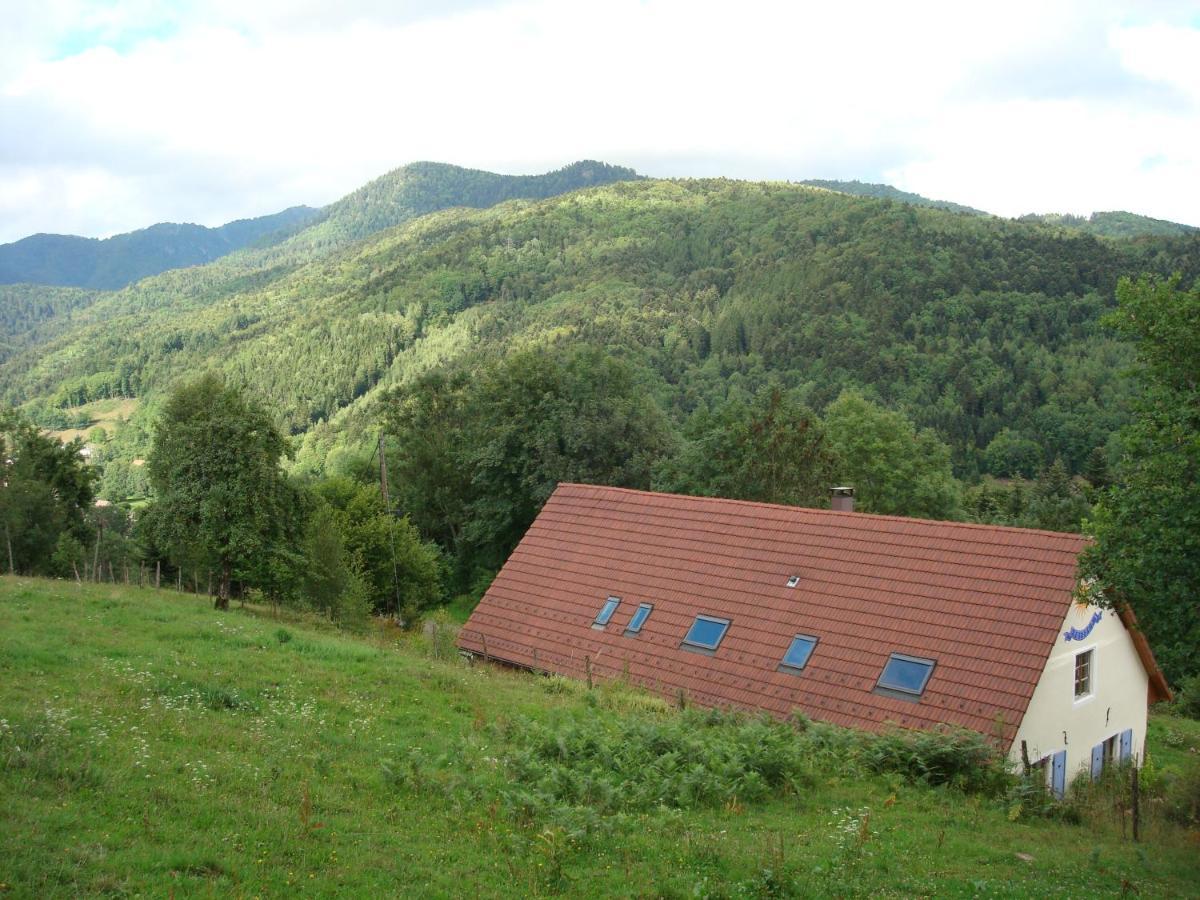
[626,603,653,634]
[780,635,818,671]
[682,615,730,651]
[876,653,935,698]
[594,596,620,626]
[786,575,800,588]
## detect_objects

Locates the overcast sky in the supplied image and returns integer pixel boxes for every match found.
[2,0,1198,243]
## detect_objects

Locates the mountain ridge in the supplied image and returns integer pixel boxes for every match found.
[0,206,321,290]
[5,175,1198,503]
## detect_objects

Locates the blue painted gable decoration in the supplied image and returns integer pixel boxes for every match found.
[1064,610,1103,642]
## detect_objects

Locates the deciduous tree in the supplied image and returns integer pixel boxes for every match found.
[145,374,293,609]
[1082,275,1200,685]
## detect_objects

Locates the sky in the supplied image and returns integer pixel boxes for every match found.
[1,0,1198,243]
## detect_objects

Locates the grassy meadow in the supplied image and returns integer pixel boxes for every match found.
[2,576,1198,898]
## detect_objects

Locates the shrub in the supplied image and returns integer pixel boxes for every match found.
[860,727,1009,794]
[415,609,460,660]
[1172,673,1200,720]
[1164,769,1200,825]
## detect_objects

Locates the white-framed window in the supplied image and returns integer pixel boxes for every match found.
[1073,648,1094,700]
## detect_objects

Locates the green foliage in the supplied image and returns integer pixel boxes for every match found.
[487,710,1009,826]
[984,428,1044,478]
[386,346,672,581]
[654,387,835,507]
[143,374,295,608]
[4,578,1200,897]
[308,477,444,620]
[1082,275,1200,685]
[6,177,1197,506]
[1022,458,1091,532]
[1171,673,1200,720]
[1017,211,1198,240]
[49,532,86,579]
[0,408,95,574]
[824,390,962,519]
[801,179,988,216]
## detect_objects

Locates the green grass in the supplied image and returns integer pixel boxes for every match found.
[2,576,1198,897]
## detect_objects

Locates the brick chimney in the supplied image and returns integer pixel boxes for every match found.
[830,486,855,512]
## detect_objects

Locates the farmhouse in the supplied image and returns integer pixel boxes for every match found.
[459,483,1171,795]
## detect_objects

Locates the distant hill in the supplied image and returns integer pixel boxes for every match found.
[1016,210,1197,239]
[0,160,644,359]
[286,159,643,254]
[7,174,1200,506]
[799,179,990,216]
[0,206,320,290]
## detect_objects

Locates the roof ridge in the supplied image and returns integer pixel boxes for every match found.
[555,483,1093,545]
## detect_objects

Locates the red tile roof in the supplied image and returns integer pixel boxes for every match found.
[459,484,1107,745]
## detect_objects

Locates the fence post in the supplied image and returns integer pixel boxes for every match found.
[156,560,161,589]
[482,633,490,664]
[585,656,593,690]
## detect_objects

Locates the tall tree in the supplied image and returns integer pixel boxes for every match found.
[824,391,962,520]
[465,347,674,572]
[0,409,95,575]
[145,374,293,609]
[384,347,673,581]
[1082,275,1200,685]
[654,387,835,508]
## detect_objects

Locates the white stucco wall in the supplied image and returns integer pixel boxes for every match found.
[1009,602,1149,787]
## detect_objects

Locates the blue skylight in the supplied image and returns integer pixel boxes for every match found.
[780,635,818,670]
[595,596,620,626]
[626,603,653,634]
[877,653,935,696]
[682,615,730,651]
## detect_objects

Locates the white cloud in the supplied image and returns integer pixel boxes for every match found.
[1,0,1197,242]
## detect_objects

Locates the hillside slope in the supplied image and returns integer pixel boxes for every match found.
[0,206,320,290]
[2,577,1197,897]
[8,177,1198,499]
[0,160,644,392]
[801,179,990,216]
[1017,211,1198,239]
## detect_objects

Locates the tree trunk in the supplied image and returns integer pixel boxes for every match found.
[92,523,102,583]
[4,522,13,575]
[215,560,232,610]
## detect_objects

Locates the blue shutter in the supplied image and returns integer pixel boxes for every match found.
[1090,742,1105,780]
[1051,750,1067,799]
[1119,729,1133,763]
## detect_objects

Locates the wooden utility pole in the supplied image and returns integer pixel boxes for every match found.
[378,433,391,511]
[92,519,102,583]
[378,432,403,618]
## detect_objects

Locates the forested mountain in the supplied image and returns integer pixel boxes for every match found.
[802,181,1197,239]
[0,283,99,365]
[800,179,989,216]
[5,174,1198,506]
[0,206,319,290]
[288,159,643,254]
[1016,210,1197,239]
[0,160,644,373]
